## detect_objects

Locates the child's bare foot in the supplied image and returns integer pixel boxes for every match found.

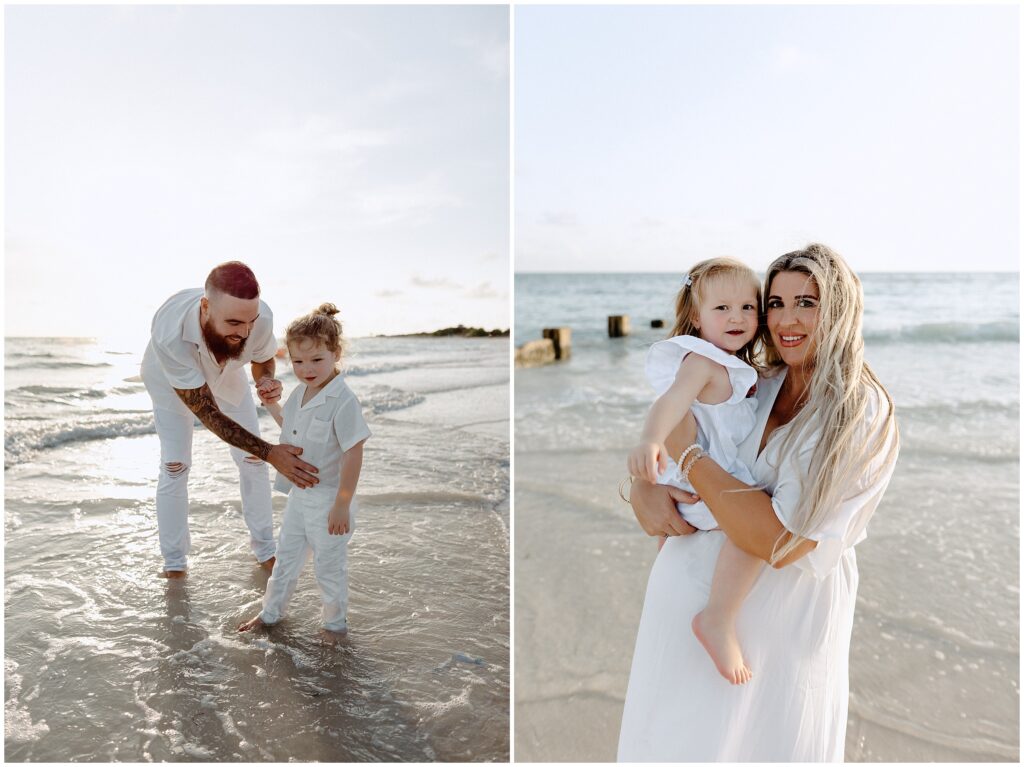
[258,556,276,572]
[238,615,265,632]
[692,610,751,685]
[317,627,348,645]
[159,569,187,579]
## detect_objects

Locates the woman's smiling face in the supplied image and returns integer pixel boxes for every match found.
[766,270,820,371]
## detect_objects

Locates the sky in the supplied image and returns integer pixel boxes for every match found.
[515,4,1020,273]
[5,5,509,343]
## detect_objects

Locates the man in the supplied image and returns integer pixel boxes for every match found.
[141,261,319,578]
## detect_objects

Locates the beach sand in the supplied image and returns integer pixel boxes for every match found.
[514,448,655,762]
[513,445,1012,763]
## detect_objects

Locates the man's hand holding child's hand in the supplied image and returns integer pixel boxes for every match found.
[256,377,282,406]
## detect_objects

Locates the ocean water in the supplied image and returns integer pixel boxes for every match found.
[4,335,510,762]
[515,271,1019,761]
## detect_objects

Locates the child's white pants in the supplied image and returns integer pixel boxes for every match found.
[260,486,353,632]
[143,379,276,572]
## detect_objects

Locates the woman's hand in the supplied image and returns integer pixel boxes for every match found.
[629,478,699,538]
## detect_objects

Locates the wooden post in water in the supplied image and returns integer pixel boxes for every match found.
[650,319,665,329]
[542,327,572,360]
[608,315,630,337]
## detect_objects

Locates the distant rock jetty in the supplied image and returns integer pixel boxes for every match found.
[386,325,510,338]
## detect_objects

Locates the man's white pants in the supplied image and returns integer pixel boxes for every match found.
[144,382,276,572]
[260,486,352,632]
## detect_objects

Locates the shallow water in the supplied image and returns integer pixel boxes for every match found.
[5,336,510,762]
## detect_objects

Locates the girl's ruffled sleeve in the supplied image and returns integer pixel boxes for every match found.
[769,388,898,579]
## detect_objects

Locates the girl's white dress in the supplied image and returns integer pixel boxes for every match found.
[645,335,758,530]
[617,369,897,762]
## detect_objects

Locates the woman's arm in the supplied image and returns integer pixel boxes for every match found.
[633,412,815,567]
[686,455,816,568]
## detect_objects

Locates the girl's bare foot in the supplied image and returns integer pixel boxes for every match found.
[159,569,187,579]
[258,556,276,572]
[238,615,265,632]
[692,610,751,685]
[317,628,348,645]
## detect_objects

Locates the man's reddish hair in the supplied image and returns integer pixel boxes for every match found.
[205,261,260,300]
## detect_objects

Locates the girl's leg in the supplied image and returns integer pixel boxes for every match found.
[691,537,764,685]
[257,497,311,626]
[309,507,352,637]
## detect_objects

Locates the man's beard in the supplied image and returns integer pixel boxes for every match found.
[202,317,248,361]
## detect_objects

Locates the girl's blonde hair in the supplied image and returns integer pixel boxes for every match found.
[671,257,763,369]
[285,303,347,364]
[762,243,899,565]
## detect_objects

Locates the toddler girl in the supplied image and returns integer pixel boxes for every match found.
[627,258,764,684]
[239,303,370,643]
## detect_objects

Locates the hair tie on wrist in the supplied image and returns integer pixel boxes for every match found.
[618,475,634,504]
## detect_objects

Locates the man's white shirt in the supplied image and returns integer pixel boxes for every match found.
[141,288,278,410]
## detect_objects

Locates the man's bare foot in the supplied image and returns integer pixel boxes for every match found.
[317,627,348,645]
[258,556,276,572]
[238,615,265,632]
[692,610,751,685]
[159,570,187,579]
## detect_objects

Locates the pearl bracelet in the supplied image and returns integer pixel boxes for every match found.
[676,443,703,475]
[679,444,706,486]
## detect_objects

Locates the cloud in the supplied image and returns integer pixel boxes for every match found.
[539,210,578,227]
[411,274,463,290]
[252,115,395,157]
[464,281,500,299]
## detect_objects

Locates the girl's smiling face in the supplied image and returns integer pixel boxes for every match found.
[692,275,759,353]
[765,271,820,370]
[288,338,340,390]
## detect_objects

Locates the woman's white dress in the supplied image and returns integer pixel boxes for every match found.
[617,369,897,762]
[646,335,758,531]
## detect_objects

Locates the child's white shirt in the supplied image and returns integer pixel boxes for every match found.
[273,373,372,495]
[644,335,758,530]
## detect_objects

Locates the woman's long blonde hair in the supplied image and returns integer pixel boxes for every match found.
[763,244,899,565]
[670,257,763,370]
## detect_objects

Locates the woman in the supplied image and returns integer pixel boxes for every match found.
[617,243,899,762]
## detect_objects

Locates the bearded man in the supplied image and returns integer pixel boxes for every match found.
[141,261,319,578]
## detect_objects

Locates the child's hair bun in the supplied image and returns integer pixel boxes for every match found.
[315,302,340,317]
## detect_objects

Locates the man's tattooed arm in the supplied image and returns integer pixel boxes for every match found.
[174,384,272,460]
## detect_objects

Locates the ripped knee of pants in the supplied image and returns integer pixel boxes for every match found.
[161,461,190,479]
[240,454,266,467]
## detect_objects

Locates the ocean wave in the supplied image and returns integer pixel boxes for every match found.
[361,491,492,505]
[897,399,1019,420]
[4,360,114,370]
[864,321,1018,344]
[345,360,416,377]
[361,387,425,414]
[5,414,156,465]
[8,384,142,401]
